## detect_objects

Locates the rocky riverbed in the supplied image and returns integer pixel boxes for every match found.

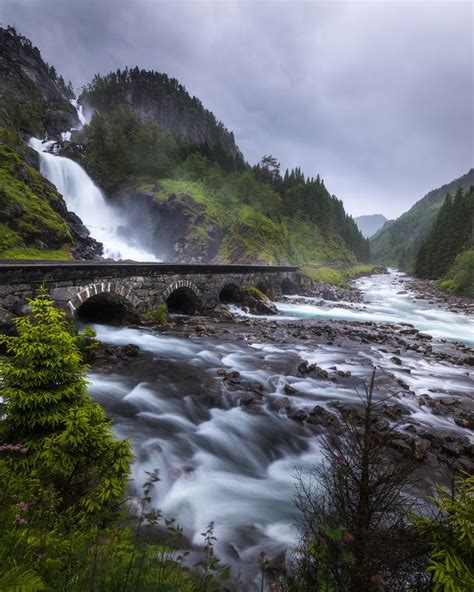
[85,269,473,589]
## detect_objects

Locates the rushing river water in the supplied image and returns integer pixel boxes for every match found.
[87,270,473,589]
[276,271,474,346]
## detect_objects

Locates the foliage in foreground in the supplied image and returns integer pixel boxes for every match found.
[413,473,474,592]
[0,291,228,590]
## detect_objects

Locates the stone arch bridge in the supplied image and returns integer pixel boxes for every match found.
[0,261,301,326]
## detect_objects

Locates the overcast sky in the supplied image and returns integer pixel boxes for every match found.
[2,0,473,218]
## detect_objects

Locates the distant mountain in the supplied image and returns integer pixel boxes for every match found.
[370,169,474,270]
[354,214,389,238]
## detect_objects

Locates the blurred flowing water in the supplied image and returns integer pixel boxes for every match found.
[87,272,473,589]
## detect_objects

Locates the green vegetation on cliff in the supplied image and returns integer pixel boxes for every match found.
[370,169,474,270]
[414,187,473,296]
[0,128,73,258]
[81,87,369,264]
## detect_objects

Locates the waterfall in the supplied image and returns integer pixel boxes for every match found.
[29,101,159,261]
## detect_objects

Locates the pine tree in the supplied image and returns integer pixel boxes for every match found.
[0,289,132,514]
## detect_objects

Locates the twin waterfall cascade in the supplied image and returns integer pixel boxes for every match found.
[29,100,158,261]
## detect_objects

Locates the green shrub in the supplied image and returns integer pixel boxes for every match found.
[413,473,474,591]
[244,286,270,301]
[142,304,170,326]
[439,249,474,297]
[0,288,132,515]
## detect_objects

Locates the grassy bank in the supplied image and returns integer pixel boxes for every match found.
[299,264,380,288]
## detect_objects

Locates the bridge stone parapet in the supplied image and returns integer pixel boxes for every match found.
[0,261,300,327]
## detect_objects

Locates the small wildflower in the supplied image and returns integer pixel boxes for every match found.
[14,514,27,526]
[16,501,28,512]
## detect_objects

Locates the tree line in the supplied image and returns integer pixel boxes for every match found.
[414,186,473,295]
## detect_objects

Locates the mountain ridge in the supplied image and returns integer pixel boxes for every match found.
[370,168,474,269]
[354,214,389,238]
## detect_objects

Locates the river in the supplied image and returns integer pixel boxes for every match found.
[86,270,473,589]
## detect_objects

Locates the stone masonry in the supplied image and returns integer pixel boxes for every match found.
[0,262,300,327]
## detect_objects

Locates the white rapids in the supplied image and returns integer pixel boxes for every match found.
[86,266,473,589]
[276,270,474,346]
[29,100,159,261]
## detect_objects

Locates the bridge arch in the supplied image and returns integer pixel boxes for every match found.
[281,277,297,295]
[66,282,139,324]
[219,283,242,303]
[162,280,200,315]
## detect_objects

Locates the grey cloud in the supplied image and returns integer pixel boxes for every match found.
[2,0,472,217]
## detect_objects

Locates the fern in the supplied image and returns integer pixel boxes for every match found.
[0,567,45,592]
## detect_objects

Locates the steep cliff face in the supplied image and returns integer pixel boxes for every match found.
[0,26,78,138]
[0,26,101,259]
[80,68,244,165]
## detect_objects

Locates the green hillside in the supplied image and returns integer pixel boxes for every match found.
[78,70,369,264]
[370,169,474,270]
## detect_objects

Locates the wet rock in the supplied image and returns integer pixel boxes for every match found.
[288,408,308,422]
[242,290,278,316]
[117,344,139,358]
[414,438,429,460]
[213,305,234,321]
[284,384,297,395]
[400,328,419,335]
[381,403,404,419]
[278,397,292,409]
[298,361,329,379]
[307,405,338,426]
[240,394,255,406]
[418,394,431,406]
[454,413,474,429]
[335,369,352,377]
[441,440,463,457]
[247,382,265,395]
[391,356,402,365]
[390,438,412,455]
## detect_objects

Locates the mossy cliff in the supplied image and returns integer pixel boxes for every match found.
[0,27,101,259]
[0,128,101,259]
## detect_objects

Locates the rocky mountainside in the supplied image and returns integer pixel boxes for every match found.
[0,25,77,138]
[0,26,101,260]
[355,214,389,238]
[370,169,474,269]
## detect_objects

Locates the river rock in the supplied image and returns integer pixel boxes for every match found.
[298,360,329,379]
[307,405,338,427]
[240,394,255,406]
[117,344,139,358]
[287,408,308,422]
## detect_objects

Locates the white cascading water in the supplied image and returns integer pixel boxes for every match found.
[29,100,159,261]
